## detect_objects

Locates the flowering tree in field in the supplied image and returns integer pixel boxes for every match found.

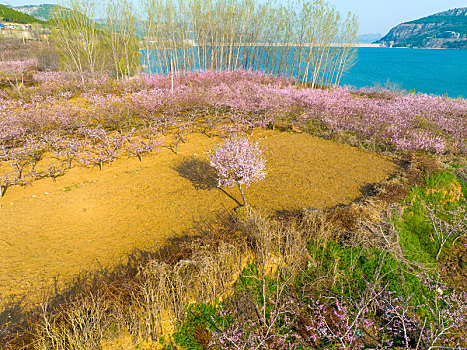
[78,127,128,170]
[126,132,162,161]
[208,136,266,206]
[0,60,37,91]
[0,174,16,198]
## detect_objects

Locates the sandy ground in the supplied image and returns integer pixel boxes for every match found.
[0,130,397,306]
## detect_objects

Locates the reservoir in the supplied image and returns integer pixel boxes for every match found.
[340,47,467,98]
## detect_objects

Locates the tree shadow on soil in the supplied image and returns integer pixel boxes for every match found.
[174,156,218,190]
[174,156,241,206]
[0,211,244,348]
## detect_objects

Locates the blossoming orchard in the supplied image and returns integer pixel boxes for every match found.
[0,63,465,198]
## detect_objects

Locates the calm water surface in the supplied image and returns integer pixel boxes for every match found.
[145,47,467,98]
[341,48,467,98]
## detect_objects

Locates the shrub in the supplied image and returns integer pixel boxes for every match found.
[398,171,466,263]
[173,303,221,350]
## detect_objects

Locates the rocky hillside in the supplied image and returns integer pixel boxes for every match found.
[12,4,59,21]
[0,4,43,24]
[358,33,382,44]
[377,7,467,49]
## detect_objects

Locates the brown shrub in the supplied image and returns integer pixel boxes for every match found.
[193,327,212,348]
[135,240,246,339]
[401,152,441,187]
[33,46,60,72]
[35,293,112,350]
[301,208,339,243]
[238,209,311,279]
[411,153,440,175]
[453,166,467,184]
[441,241,467,291]
[0,70,36,89]
[377,180,409,204]
[326,206,361,231]
[350,202,403,255]
[0,38,32,61]
[300,199,404,257]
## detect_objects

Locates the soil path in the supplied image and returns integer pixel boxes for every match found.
[0,130,397,306]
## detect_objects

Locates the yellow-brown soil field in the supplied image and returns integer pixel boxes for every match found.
[0,130,397,307]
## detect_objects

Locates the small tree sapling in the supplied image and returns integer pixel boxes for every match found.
[208,136,266,206]
[52,138,83,169]
[1,145,29,179]
[126,133,162,161]
[424,202,467,260]
[79,128,128,170]
[0,174,16,198]
[41,162,67,182]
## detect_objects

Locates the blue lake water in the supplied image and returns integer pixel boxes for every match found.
[144,47,467,98]
[340,47,467,98]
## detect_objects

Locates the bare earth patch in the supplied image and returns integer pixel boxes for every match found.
[0,130,397,305]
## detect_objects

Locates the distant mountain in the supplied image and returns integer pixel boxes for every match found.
[0,4,44,24]
[377,8,467,49]
[12,4,62,21]
[358,33,382,44]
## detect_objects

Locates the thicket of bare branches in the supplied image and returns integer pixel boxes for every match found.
[51,0,139,81]
[52,0,106,81]
[141,0,358,87]
[52,0,358,85]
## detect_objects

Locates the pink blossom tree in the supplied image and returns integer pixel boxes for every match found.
[78,127,128,170]
[0,174,16,198]
[126,131,162,161]
[208,136,267,206]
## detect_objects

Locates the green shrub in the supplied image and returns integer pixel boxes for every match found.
[397,171,466,263]
[301,240,425,304]
[173,303,223,350]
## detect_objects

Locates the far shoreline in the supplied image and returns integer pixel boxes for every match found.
[360,45,467,50]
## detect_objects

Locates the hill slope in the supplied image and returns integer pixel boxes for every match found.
[359,33,382,44]
[377,7,467,49]
[12,4,60,21]
[0,4,43,24]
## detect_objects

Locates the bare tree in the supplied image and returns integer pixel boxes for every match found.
[138,0,358,85]
[52,0,107,82]
[106,0,139,79]
[53,0,358,85]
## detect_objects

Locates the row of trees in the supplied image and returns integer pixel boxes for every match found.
[53,0,358,86]
[0,128,162,197]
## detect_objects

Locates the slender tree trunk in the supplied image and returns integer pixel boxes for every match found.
[237,183,247,206]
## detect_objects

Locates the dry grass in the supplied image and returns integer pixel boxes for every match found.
[136,240,246,339]
[300,200,401,255]
[35,294,111,350]
[0,204,331,349]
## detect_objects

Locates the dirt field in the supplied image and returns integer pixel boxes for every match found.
[0,130,397,306]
